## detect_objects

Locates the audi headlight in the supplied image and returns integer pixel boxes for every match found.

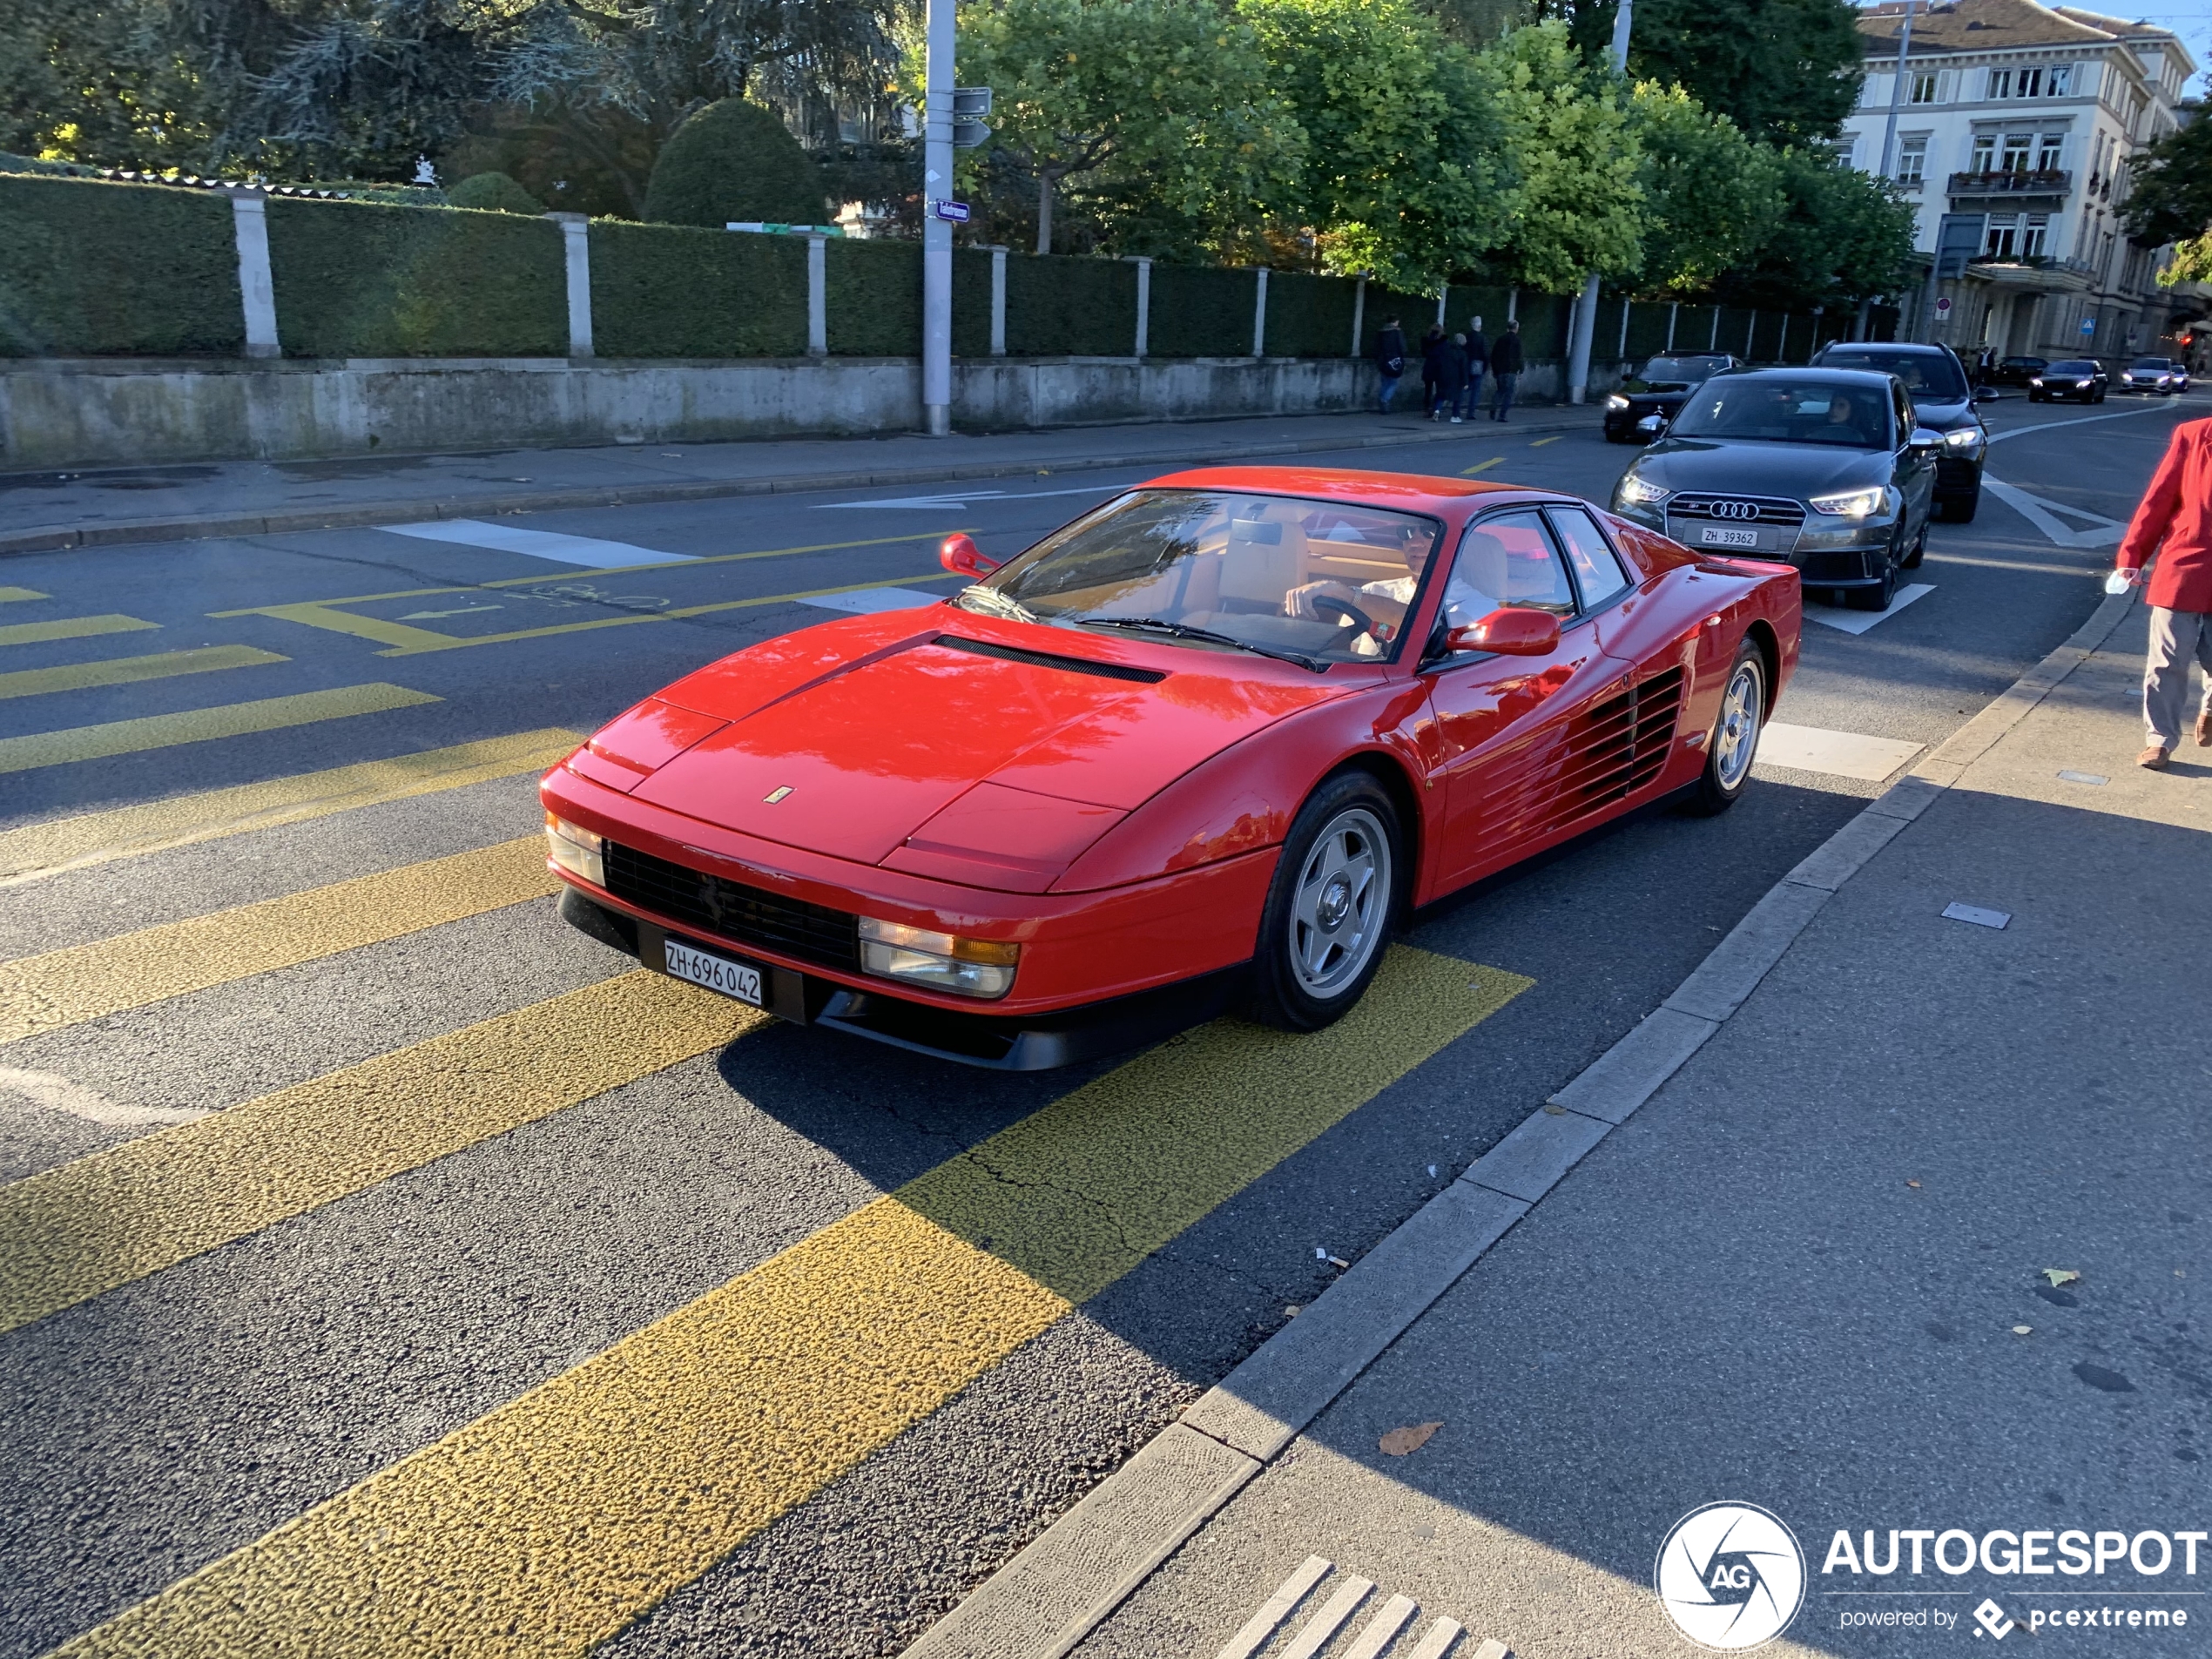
[1616,472,1671,506]
[1604,394,1630,411]
[1943,427,1983,451]
[543,812,604,887]
[858,917,1019,999]
[1809,486,1887,518]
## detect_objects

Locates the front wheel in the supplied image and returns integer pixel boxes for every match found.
[1681,639,1766,815]
[1846,540,1901,611]
[1246,773,1402,1031]
[1901,520,1928,568]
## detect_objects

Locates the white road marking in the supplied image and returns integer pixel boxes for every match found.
[0,1066,207,1126]
[1804,583,1935,634]
[1215,1556,1333,1659]
[813,484,1124,510]
[381,520,693,569]
[1985,401,2182,443]
[1408,1620,1472,1659]
[1757,721,1924,781]
[1981,477,2125,548]
[794,586,948,616]
[1339,1593,1421,1659]
[399,604,504,619]
[1278,1576,1376,1659]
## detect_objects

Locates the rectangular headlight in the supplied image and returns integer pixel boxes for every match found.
[544,812,604,887]
[1943,427,1982,450]
[1809,487,1886,518]
[858,917,1019,999]
[1604,394,1630,410]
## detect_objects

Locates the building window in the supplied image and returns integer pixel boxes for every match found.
[2049,64,2074,95]
[2023,214,2050,257]
[1972,134,1996,172]
[2038,132,2064,171]
[1986,213,2020,259]
[1898,138,1927,184]
[1911,71,1939,104]
[2002,132,2033,172]
[2017,66,2044,98]
[1988,68,2013,98]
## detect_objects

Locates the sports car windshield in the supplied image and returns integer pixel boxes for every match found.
[1669,380,1895,449]
[954,489,1443,666]
[1818,349,1970,399]
[1635,355,1728,385]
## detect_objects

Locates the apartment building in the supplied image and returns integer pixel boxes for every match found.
[1840,0,2200,360]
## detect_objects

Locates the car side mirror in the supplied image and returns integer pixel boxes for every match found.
[1636,414,1666,436]
[1447,607,1562,657]
[940,533,1000,579]
[1974,386,1997,401]
[1908,427,1944,454]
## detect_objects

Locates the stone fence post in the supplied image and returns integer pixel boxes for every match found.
[1251,267,1269,359]
[1131,257,1152,359]
[990,247,1008,356]
[806,235,828,357]
[546,213,592,359]
[230,194,280,359]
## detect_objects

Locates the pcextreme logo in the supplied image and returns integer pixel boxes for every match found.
[1656,1502,1809,1650]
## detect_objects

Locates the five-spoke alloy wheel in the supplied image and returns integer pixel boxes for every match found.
[1249,772,1402,1030]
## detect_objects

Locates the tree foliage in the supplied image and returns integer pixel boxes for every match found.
[2121,113,2212,250]
[1629,81,1783,294]
[1476,20,1642,292]
[1715,146,1915,308]
[644,98,826,226]
[447,170,546,213]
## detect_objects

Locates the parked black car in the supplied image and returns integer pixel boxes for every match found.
[1988,354,2048,387]
[1810,341,1986,521]
[2027,359,2107,403]
[1602,353,1737,442]
[1608,368,1938,613]
[2122,357,2188,395]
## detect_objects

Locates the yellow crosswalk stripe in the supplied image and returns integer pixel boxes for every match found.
[52,948,1531,1659]
[0,613,157,648]
[0,728,582,885]
[0,683,437,774]
[0,837,556,1045]
[0,970,762,1337]
[0,586,50,603]
[0,644,287,703]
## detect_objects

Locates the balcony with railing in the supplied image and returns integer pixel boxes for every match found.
[1948,169,2072,204]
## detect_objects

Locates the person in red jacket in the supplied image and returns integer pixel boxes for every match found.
[2114,414,2212,768]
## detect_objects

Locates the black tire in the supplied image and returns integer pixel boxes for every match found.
[1681,637,1766,815]
[1902,519,1928,568]
[1245,772,1403,1032]
[1937,485,1979,524]
[1845,537,1901,611]
[2028,392,2044,403]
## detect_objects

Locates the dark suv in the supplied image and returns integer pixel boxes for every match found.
[1811,341,1986,522]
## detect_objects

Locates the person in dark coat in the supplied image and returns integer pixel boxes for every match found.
[1489,318,1525,421]
[1436,334,1471,422]
[1463,317,1488,418]
[1420,326,1448,419]
[1370,316,1407,414]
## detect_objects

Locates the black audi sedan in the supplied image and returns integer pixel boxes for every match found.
[2027,359,2108,402]
[1608,368,1938,613]
[1810,341,1985,521]
[1602,352,1737,442]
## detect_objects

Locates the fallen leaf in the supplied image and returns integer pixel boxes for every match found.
[2013,1325,2033,1336]
[1284,1305,1301,1318]
[1379,1421,1443,1457]
[1542,1103,1568,1116]
[2041,1268,2081,1288]
[1906,1180,1922,1189]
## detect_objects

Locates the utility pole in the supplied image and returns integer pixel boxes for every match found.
[1566,0,1632,404]
[921,0,954,436]
[1875,0,1919,180]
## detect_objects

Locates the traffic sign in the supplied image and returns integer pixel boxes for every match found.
[932,199,971,223]
[953,86,992,148]
[1935,296,1952,314]
[2081,317,2097,334]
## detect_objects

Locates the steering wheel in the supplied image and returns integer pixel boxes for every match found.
[1309,593,1379,638]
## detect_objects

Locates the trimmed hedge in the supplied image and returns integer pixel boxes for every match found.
[1008,253,1137,357]
[826,238,921,355]
[1263,272,1358,358]
[266,196,565,357]
[1149,266,1259,358]
[644,100,826,230]
[591,221,808,357]
[953,248,995,359]
[0,174,242,356]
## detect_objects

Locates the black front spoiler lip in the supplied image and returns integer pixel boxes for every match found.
[559,887,1250,1071]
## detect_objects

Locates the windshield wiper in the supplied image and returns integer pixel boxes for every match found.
[1076,616,1329,673]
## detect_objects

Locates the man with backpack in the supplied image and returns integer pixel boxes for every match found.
[1371,316,1408,415]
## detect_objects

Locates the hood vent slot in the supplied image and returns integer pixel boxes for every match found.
[934,635,1167,684]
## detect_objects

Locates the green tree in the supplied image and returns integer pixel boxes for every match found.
[1629,81,1783,294]
[1538,0,1865,145]
[1476,20,1642,293]
[447,171,547,213]
[2121,113,2212,249]
[644,98,826,226]
[949,0,1304,256]
[1240,0,1514,289]
[1716,146,1913,308]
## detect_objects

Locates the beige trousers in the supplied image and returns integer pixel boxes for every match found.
[2144,606,2212,749]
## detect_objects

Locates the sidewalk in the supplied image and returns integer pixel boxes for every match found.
[0,405,1605,558]
[908,591,2211,1659]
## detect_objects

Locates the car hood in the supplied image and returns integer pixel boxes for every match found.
[1635,438,1893,498]
[1909,397,1976,432]
[627,617,1347,877]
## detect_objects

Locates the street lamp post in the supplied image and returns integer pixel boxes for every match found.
[1565,0,1632,405]
[921,0,954,436]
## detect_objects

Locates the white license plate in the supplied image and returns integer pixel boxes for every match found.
[664,937,764,1006]
[1698,525,1762,549]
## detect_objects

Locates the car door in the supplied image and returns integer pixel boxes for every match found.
[1423,508,1633,892]
[1892,383,1935,529]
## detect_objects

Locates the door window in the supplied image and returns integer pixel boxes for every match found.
[1546,507,1633,609]
[1450,511,1575,626]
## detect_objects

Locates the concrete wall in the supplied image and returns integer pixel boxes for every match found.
[0,353,1584,471]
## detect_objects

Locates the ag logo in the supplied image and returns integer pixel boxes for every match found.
[1654,1502,1806,1650]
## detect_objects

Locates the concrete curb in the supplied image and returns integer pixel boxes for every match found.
[0,411,1600,560]
[898,583,2143,1659]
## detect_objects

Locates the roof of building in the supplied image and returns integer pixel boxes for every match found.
[1858,0,2180,57]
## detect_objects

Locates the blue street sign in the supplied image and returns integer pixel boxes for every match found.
[933,199,971,224]
[2080,318,2096,335]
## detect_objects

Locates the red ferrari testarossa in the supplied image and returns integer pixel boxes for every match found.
[542,467,1801,1068]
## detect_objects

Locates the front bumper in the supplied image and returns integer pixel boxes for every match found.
[1936,455,1981,495]
[1614,498,1895,586]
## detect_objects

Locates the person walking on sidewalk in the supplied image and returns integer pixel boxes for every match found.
[2114,412,2212,768]
[1371,316,1407,415]
[1464,316,1488,417]
[1489,319,1524,421]
[1420,325,1448,419]
[1436,334,1471,422]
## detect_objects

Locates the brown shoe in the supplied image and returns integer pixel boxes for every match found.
[2197,711,2211,747]
[2140,745,2171,770]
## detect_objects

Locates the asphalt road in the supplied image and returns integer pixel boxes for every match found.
[0,390,2196,1659]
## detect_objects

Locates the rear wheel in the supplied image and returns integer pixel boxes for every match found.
[1246,773,1401,1031]
[1682,639,1766,815]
